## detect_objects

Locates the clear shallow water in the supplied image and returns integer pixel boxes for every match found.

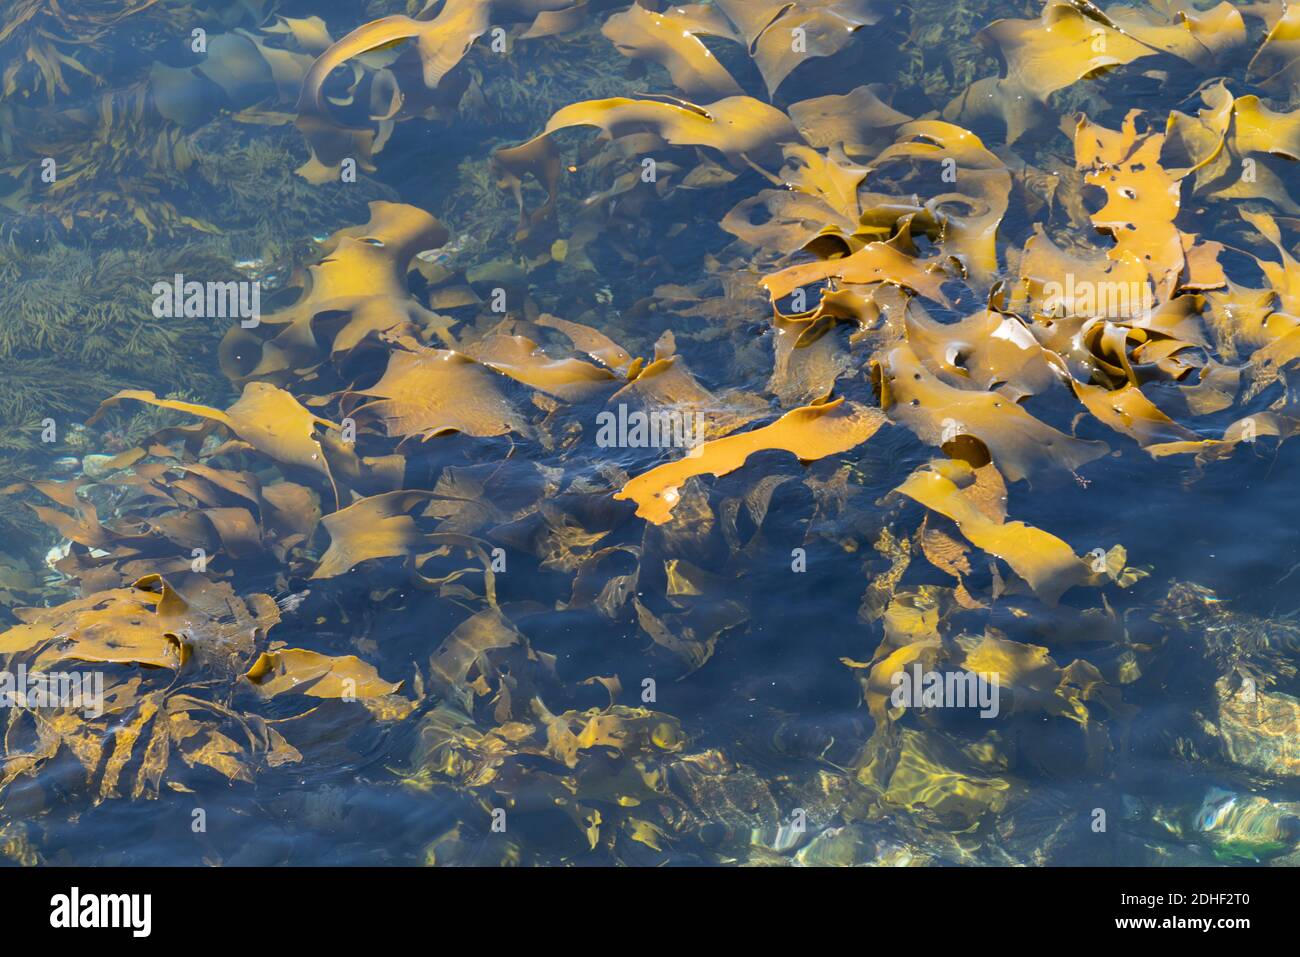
[2,0,1300,866]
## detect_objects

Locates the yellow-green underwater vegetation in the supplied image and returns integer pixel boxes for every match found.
[5,0,1300,865]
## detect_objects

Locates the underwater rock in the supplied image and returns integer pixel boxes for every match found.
[793,824,872,866]
[1210,675,1300,780]
[790,822,933,867]
[1191,787,1300,862]
[80,454,118,480]
[662,750,790,856]
[43,541,71,571]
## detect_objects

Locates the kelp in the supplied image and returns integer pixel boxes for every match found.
[88,384,344,504]
[0,87,218,239]
[292,0,597,182]
[0,11,351,242]
[0,0,172,104]
[892,459,1103,604]
[711,0,895,97]
[600,4,744,104]
[10,0,1300,867]
[0,571,410,805]
[219,200,454,385]
[525,94,799,167]
[341,345,533,441]
[617,399,886,524]
[946,3,1170,143]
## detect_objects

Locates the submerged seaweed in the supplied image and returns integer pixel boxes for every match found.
[4,0,1300,867]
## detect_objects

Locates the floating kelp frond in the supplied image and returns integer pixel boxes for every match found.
[600,4,744,103]
[528,94,799,168]
[0,570,412,807]
[89,384,343,507]
[876,342,1110,482]
[312,490,436,580]
[1074,111,1189,300]
[463,332,619,400]
[945,3,1161,143]
[292,0,592,182]
[763,236,953,305]
[7,451,324,592]
[341,344,533,442]
[893,459,1095,604]
[1248,1,1300,93]
[3,573,215,668]
[219,201,452,386]
[869,121,1011,285]
[713,0,895,96]
[616,399,886,524]
[244,647,404,700]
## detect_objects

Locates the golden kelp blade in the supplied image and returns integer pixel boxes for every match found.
[464,334,619,400]
[714,0,888,95]
[762,239,950,304]
[311,490,436,580]
[616,399,886,524]
[535,95,798,166]
[877,344,1108,482]
[294,9,488,180]
[869,121,1011,284]
[1106,2,1246,65]
[245,648,403,698]
[343,346,531,441]
[1248,1,1300,91]
[1074,111,1186,300]
[787,84,911,158]
[221,202,451,384]
[946,2,1158,142]
[903,309,1059,402]
[1,573,280,671]
[535,314,636,373]
[1233,94,1300,160]
[854,725,1014,830]
[893,461,1092,604]
[1016,224,1151,324]
[601,4,743,103]
[491,135,562,247]
[292,1,587,180]
[0,584,186,667]
[1071,379,1198,448]
[89,384,341,505]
